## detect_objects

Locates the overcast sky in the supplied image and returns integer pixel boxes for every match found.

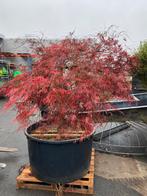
[0,0,147,50]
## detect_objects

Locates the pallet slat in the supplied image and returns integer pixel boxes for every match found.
[16,149,95,195]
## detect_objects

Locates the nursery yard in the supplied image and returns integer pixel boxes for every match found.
[0,99,147,196]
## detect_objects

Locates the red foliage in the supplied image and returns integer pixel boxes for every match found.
[1,33,138,137]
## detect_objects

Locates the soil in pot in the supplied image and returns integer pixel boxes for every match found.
[30,125,84,141]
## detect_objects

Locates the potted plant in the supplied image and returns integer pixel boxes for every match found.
[1,32,137,184]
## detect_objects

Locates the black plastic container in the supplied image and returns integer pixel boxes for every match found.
[25,122,93,184]
[93,121,147,155]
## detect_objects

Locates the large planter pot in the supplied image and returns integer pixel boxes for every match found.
[25,122,93,184]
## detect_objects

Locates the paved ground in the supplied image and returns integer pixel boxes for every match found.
[0,99,146,196]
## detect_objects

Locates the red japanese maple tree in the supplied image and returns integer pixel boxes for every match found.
[2,33,138,138]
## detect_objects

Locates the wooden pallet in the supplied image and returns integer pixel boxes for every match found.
[16,149,95,195]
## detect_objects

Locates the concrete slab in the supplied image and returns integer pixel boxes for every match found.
[95,152,147,180]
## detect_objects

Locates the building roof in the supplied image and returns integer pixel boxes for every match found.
[1,38,57,54]
[3,39,32,54]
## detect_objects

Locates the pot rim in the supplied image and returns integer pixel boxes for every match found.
[25,122,96,144]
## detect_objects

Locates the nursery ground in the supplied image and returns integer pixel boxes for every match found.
[0,99,147,196]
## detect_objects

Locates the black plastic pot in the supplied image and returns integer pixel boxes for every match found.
[25,122,93,184]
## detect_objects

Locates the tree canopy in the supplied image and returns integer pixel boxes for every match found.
[135,41,147,87]
[136,41,147,74]
[1,33,138,138]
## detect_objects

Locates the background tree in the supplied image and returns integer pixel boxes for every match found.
[135,41,147,87]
